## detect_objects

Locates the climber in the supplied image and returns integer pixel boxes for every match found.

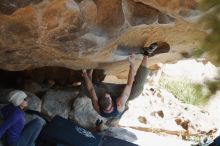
[0,90,46,146]
[81,42,170,118]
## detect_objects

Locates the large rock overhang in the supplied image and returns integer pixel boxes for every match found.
[0,0,206,77]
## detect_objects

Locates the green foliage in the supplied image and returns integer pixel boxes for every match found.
[192,47,205,58]
[193,1,220,93]
[199,0,220,10]
[159,77,210,105]
[206,79,220,94]
[197,1,220,66]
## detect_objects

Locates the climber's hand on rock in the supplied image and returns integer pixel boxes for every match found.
[82,69,87,77]
[82,69,87,73]
[128,53,135,66]
[95,118,103,126]
[95,118,103,132]
[88,69,93,80]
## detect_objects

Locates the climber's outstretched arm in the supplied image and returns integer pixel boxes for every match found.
[82,69,100,113]
[116,54,136,112]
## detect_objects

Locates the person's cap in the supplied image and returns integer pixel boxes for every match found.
[8,90,27,106]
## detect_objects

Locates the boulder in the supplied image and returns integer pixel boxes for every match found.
[0,0,206,78]
[42,89,78,118]
[204,91,220,136]
[69,96,105,129]
[26,92,42,112]
[0,89,13,103]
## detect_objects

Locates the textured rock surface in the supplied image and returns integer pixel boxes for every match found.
[0,0,206,77]
[0,89,13,103]
[26,92,42,111]
[69,96,104,128]
[119,85,218,135]
[42,89,78,118]
[204,91,220,136]
[100,127,194,146]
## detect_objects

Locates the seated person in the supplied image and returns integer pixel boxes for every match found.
[0,90,45,146]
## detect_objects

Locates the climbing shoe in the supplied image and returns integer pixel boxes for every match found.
[143,42,170,57]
